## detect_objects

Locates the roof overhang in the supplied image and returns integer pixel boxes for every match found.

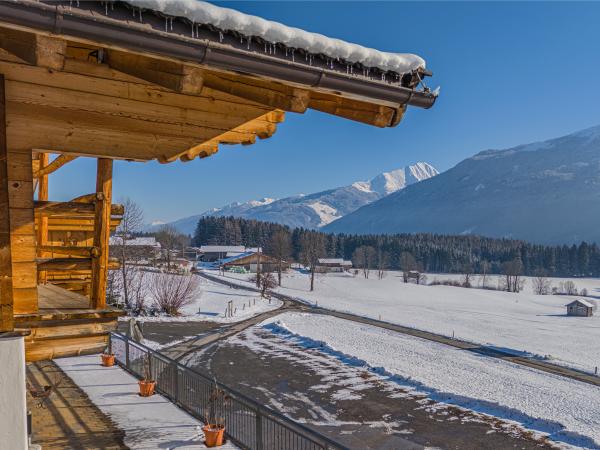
[0,0,437,110]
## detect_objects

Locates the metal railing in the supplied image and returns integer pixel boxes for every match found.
[109,332,348,450]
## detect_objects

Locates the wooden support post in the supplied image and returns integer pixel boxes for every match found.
[0,74,38,317]
[0,74,13,331]
[37,152,48,284]
[90,158,112,309]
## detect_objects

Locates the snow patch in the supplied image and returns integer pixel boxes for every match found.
[307,201,340,226]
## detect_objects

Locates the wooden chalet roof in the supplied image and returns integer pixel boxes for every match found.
[0,1,437,164]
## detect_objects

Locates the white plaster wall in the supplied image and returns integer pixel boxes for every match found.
[0,336,28,450]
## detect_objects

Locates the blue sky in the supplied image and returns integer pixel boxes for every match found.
[50,1,600,223]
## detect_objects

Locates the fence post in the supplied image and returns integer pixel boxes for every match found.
[255,408,263,450]
[173,363,179,404]
[125,336,130,369]
[108,332,112,355]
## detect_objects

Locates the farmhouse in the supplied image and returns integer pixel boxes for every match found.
[197,244,260,262]
[566,299,594,317]
[0,1,435,447]
[221,251,286,273]
[109,236,162,260]
[316,258,353,273]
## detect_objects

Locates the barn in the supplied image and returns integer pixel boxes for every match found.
[566,299,594,317]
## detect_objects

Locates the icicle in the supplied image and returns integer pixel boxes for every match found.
[111,2,114,10]
[139,8,142,22]
[264,43,267,53]
[132,7,135,17]
[165,17,168,32]
[105,2,108,15]
[219,31,224,43]
[291,49,295,62]
[76,0,79,6]
[285,48,288,57]
[240,36,244,44]
[191,21,195,38]
[247,36,251,50]
[346,64,349,74]
[170,17,173,31]
[350,65,353,74]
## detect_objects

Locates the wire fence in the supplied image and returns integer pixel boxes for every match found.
[109,332,348,450]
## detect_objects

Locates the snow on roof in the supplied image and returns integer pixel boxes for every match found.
[109,236,160,247]
[220,251,255,265]
[566,299,594,308]
[318,258,352,266]
[200,245,246,253]
[128,0,426,74]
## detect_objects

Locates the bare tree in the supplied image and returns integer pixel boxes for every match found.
[114,198,144,308]
[400,252,417,283]
[300,233,326,292]
[501,258,523,293]
[156,225,186,271]
[251,272,278,298]
[480,260,491,288]
[126,269,147,314]
[532,269,552,295]
[560,280,578,296]
[352,245,376,279]
[268,230,292,286]
[376,246,390,280]
[462,262,474,288]
[149,272,199,316]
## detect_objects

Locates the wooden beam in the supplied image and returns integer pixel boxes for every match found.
[69,193,96,204]
[38,246,99,258]
[34,201,124,216]
[35,154,78,178]
[202,72,310,113]
[90,159,112,308]
[0,73,13,331]
[106,49,204,95]
[0,28,65,70]
[37,152,48,283]
[38,257,119,272]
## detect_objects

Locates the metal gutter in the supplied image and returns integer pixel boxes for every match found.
[0,0,437,110]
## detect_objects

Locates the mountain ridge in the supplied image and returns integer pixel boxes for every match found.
[147,163,438,235]
[324,124,600,244]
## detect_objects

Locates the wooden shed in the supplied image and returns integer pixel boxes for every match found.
[566,299,594,317]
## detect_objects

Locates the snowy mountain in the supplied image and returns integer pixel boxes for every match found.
[150,163,438,234]
[324,125,600,244]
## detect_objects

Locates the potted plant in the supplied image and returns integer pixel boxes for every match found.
[138,354,156,397]
[203,382,227,447]
[101,351,115,367]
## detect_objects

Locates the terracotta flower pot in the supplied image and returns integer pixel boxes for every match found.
[101,353,115,367]
[138,379,156,397]
[203,424,225,447]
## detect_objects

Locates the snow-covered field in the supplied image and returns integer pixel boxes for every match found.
[216,270,600,374]
[120,272,281,323]
[260,312,600,449]
[57,355,239,449]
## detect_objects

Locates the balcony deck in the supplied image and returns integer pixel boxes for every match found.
[15,285,124,362]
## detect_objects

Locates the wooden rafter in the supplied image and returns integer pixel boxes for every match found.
[0,28,65,70]
[106,49,204,95]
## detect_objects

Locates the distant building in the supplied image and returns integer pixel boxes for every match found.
[220,252,286,273]
[197,245,261,262]
[566,299,594,317]
[109,236,162,261]
[315,258,353,273]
